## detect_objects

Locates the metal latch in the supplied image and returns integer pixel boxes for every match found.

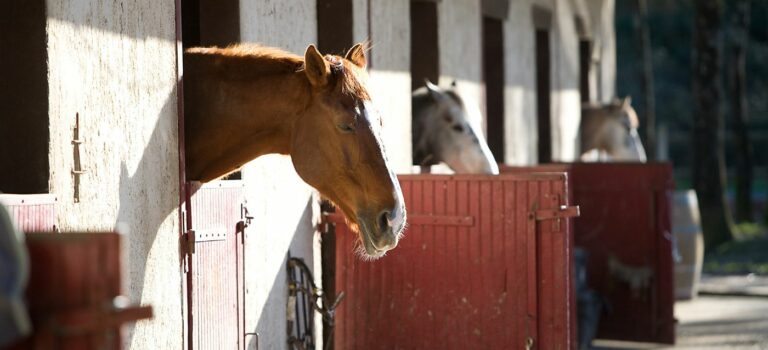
[533,205,580,233]
[534,205,580,221]
[186,228,227,254]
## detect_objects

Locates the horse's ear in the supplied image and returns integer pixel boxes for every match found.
[345,43,367,68]
[304,45,331,87]
[622,96,632,108]
[425,79,441,99]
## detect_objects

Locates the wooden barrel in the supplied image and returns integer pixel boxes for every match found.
[672,190,705,300]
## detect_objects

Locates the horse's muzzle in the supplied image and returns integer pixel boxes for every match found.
[358,205,405,258]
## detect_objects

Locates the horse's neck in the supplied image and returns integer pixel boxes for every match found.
[186,64,310,181]
[580,110,613,151]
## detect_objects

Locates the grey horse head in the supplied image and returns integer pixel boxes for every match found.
[580,97,647,162]
[412,80,499,174]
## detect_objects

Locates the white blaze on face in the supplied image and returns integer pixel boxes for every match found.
[623,129,647,162]
[462,96,500,174]
[362,99,406,234]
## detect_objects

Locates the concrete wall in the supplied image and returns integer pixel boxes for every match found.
[45,0,182,348]
[502,0,614,164]
[238,1,322,349]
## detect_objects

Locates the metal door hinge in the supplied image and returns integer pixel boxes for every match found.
[186,230,196,254]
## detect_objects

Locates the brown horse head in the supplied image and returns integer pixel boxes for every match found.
[580,96,647,162]
[290,44,406,259]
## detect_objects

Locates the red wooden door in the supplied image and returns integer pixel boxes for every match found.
[326,173,577,350]
[185,181,246,350]
[500,163,675,344]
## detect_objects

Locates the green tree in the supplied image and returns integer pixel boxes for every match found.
[692,0,734,248]
[634,0,656,160]
[728,0,753,222]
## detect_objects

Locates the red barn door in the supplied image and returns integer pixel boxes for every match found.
[500,163,675,345]
[184,181,246,350]
[570,163,675,344]
[0,194,57,232]
[326,173,578,350]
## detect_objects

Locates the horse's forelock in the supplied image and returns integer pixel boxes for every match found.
[328,58,371,101]
[443,90,466,109]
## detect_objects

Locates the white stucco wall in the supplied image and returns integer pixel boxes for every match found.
[503,0,611,164]
[550,0,582,161]
[45,0,182,348]
[238,1,322,349]
[371,0,413,173]
[353,0,413,172]
[438,0,485,134]
[585,0,616,103]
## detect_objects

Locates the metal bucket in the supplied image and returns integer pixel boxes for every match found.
[672,190,705,300]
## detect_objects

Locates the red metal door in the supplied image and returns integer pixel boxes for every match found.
[0,194,57,232]
[185,181,246,350]
[8,232,153,349]
[501,163,675,344]
[326,173,577,350]
[570,163,674,344]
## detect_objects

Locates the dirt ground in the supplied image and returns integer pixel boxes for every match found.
[593,295,768,349]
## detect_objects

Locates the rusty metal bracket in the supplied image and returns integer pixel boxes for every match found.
[71,113,87,203]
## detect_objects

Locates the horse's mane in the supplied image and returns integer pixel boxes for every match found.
[185,44,370,100]
[185,44,305,76]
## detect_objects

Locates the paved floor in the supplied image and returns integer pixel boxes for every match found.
[699,274,768,297]
[593,295,768,349]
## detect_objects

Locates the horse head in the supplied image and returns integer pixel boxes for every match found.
[412,80,499,174]
[608,97,647,161]
[580,97,647,162]
[290,44,406,259]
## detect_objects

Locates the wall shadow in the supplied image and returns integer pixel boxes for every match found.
[114,88,181,345]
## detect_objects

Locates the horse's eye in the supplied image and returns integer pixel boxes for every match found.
[452,124,464,133]
[338,123,355,133]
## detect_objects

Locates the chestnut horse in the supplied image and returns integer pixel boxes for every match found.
[412,80,499,174]
[580,97,647,162]
[183,43,405,258]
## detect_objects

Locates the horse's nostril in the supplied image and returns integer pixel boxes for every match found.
[378,211,391,232]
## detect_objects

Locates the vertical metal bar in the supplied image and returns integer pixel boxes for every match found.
[173,0,190,345]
